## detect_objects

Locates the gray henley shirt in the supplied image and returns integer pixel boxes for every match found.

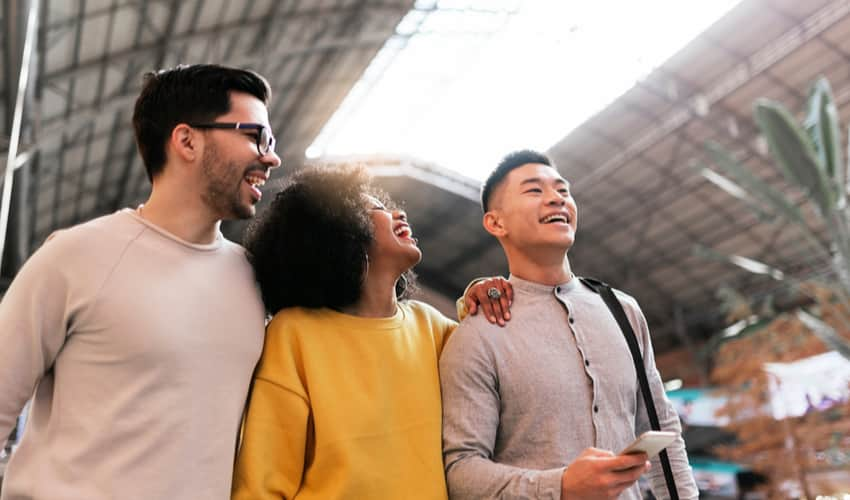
[440,275,698,500]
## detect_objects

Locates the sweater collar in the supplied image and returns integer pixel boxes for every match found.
[124,208,224,251]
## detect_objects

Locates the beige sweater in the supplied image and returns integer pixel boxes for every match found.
[0,209,265,500]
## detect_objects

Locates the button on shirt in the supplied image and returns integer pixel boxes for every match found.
[440,276,697,500]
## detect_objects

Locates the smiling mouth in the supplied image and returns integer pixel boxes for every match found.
[245,174,266,189]
[540,214,570,224]
[394,225,414,239]
[244,172,267,202]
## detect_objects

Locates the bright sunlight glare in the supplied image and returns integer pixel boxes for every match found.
[307,0,743,180]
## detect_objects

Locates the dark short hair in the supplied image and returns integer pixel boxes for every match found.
[132,64,271,181]
[243,165,416,315]
[481,149,554,212]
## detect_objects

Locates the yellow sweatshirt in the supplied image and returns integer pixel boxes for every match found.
[232,301,457,500]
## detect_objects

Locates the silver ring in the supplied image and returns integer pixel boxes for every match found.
[487,287,501,300]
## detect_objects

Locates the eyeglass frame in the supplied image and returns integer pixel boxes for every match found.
[188,122,276,156]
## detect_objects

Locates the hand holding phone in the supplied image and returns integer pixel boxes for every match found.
[561,448,650,499]
[618,431,678,459]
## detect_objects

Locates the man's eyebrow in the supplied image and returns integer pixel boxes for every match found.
[519,177,543,186]
[519,177,569,187]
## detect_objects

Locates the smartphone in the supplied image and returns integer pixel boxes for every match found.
[618,431,678,458]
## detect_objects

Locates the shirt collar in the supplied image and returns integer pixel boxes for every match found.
[508,273,578,296]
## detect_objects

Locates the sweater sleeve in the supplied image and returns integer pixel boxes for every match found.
[232,319,311,500]
[455,277,488,321]
[431,305,458,354]
[625,296,699,500]
[0,234,73,442]
[440,322,564,500]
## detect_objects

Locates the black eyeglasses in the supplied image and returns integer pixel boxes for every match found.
[189,122,276,156]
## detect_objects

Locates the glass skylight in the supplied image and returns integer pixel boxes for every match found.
[307,0,744,181]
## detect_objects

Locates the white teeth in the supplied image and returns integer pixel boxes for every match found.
[542,214,567,223]
[394,226,412,237]
[245,176,265,188]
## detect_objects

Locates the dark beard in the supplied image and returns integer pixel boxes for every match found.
[200,144,257,220]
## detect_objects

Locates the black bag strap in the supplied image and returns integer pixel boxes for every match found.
[580,277,679,500]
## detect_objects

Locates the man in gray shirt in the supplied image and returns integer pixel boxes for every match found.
[440,150,698,500]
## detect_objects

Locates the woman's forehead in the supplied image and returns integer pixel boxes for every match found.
[363,194,383,206]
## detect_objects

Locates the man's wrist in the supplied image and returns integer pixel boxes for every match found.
[548,466,568,500]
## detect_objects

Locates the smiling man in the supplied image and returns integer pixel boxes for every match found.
[0,65,281,500]
[439,150,698,500]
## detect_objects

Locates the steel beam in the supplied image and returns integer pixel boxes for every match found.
[573,0,850,191]
[42,3,396,84]
[0,0,39,278]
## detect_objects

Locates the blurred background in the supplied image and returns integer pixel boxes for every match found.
[3,0,850,497]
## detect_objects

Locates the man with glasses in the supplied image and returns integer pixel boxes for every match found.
[0,63,512,500]
[0,64,281,500]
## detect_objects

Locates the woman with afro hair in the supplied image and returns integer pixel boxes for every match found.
[232,165,501,499]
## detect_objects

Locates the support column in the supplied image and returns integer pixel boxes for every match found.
[1,0,39,281]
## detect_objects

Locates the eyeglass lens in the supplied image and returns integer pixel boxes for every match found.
[260,127,275,155]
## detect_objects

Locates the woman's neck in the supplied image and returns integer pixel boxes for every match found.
[339,271,399,318]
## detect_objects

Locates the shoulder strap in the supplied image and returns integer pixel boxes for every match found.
[580,277,679,500]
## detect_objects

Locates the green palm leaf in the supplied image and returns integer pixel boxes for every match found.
[706,142,827,253]
[754,98,836,217]
[803,77,844,206]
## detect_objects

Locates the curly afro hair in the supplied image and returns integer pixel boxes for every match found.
[243,164,416,315]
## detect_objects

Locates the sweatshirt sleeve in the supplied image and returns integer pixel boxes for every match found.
[0,233,73,441]
[625,296,699,500]
[232,319,311,500]
[440,322,564,500]
[429,303,458,354]
[455,277,488,321]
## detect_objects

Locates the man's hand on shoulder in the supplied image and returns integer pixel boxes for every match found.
[461,277,513,326]
[560,448,649,500]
